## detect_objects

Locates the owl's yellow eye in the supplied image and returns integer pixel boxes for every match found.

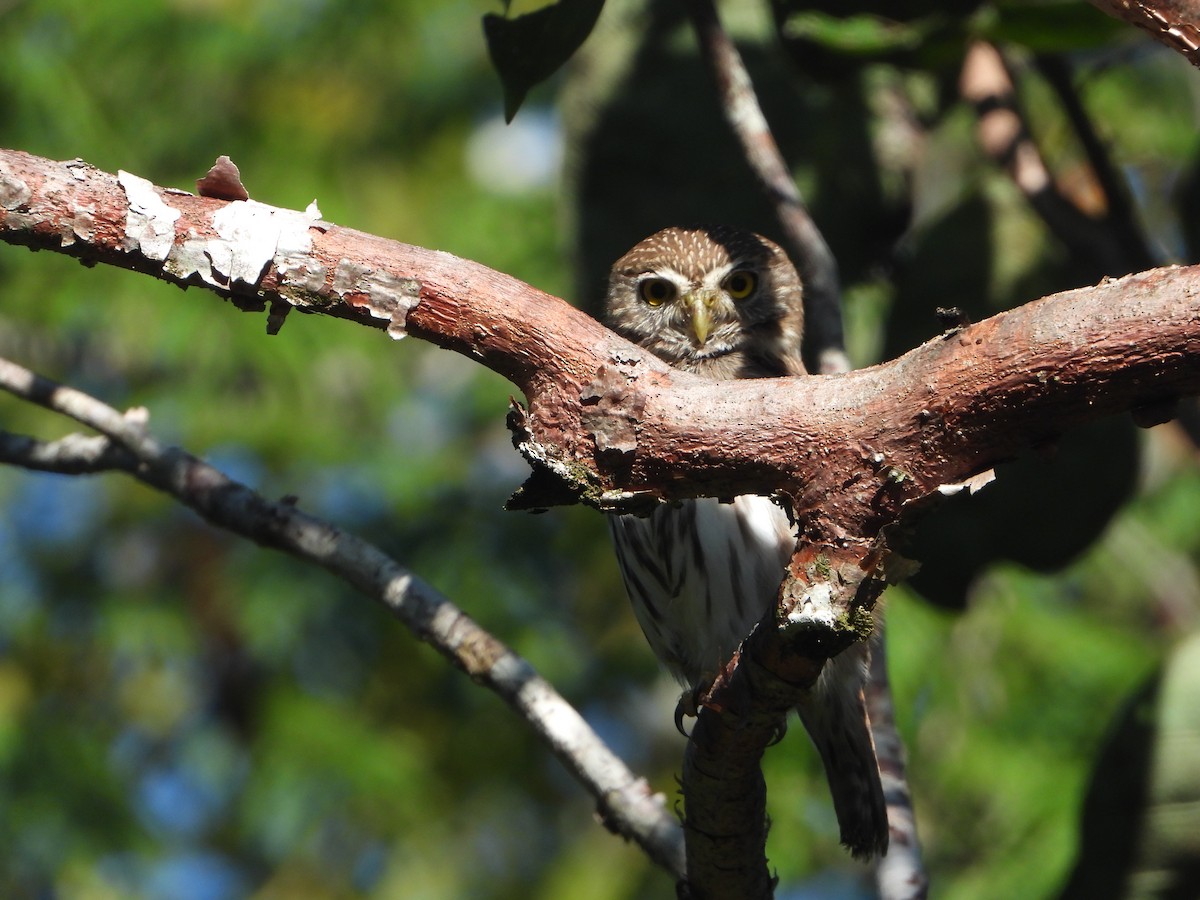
[723,270,757,299]
[639,278,675,307]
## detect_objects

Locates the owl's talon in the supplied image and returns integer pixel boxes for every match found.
[674,689,701,736]
[767,718,788,746]
[673,703,689,737]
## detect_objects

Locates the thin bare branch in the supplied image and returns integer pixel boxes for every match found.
[869,632,929,900]
[684,0,849,374]
[960,41,1134,274]
[0,356,687,881]
[0,429,137,473]
[1033,53,1158,272]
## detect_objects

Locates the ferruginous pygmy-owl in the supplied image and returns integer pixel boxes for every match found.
[604,225,888,859]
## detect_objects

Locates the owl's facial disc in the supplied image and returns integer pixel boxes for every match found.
[606,226,801,376]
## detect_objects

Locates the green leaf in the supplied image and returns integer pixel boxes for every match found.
[986,0,1129,52]
[483,0,605,121]
[779,11,931,56]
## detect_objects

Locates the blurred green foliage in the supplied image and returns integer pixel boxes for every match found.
[1,2,1199,899]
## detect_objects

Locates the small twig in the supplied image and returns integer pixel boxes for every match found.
[0,429,138,473]
[0,355,686,880]
[868,630,930,900]
[685,0,849,374]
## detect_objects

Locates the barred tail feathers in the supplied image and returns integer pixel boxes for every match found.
[795,641,889,859]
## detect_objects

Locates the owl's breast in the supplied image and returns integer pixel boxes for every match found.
[609,495,794,686]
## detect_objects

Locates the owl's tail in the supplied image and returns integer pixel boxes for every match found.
[794,641,890,860]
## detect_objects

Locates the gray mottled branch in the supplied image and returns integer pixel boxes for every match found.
[869,632,929,900]
[0,429,137,473]
[0,356,686,881]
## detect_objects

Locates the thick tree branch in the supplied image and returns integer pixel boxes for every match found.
[5,147,1200,653]
[680,671,780,899]
[681,10,924,884]
[6,149,1195,533]
[0,356,686,881]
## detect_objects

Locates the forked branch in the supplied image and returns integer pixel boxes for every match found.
[4,146,1200,896]
[4,146,1199,601]
[3,149,1195,530]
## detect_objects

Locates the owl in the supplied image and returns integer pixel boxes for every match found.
[605,225,889,859]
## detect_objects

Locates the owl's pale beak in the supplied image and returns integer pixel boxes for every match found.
[687,291,715,345]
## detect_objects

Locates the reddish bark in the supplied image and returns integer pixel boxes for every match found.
[4,146,1199,599]
[1087,0,1200,64]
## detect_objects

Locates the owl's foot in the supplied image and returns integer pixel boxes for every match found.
[674,688,787,745]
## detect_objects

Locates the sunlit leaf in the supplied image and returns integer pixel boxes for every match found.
[778,11,932,55]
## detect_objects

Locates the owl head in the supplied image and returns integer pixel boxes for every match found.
[604,225,805,379]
